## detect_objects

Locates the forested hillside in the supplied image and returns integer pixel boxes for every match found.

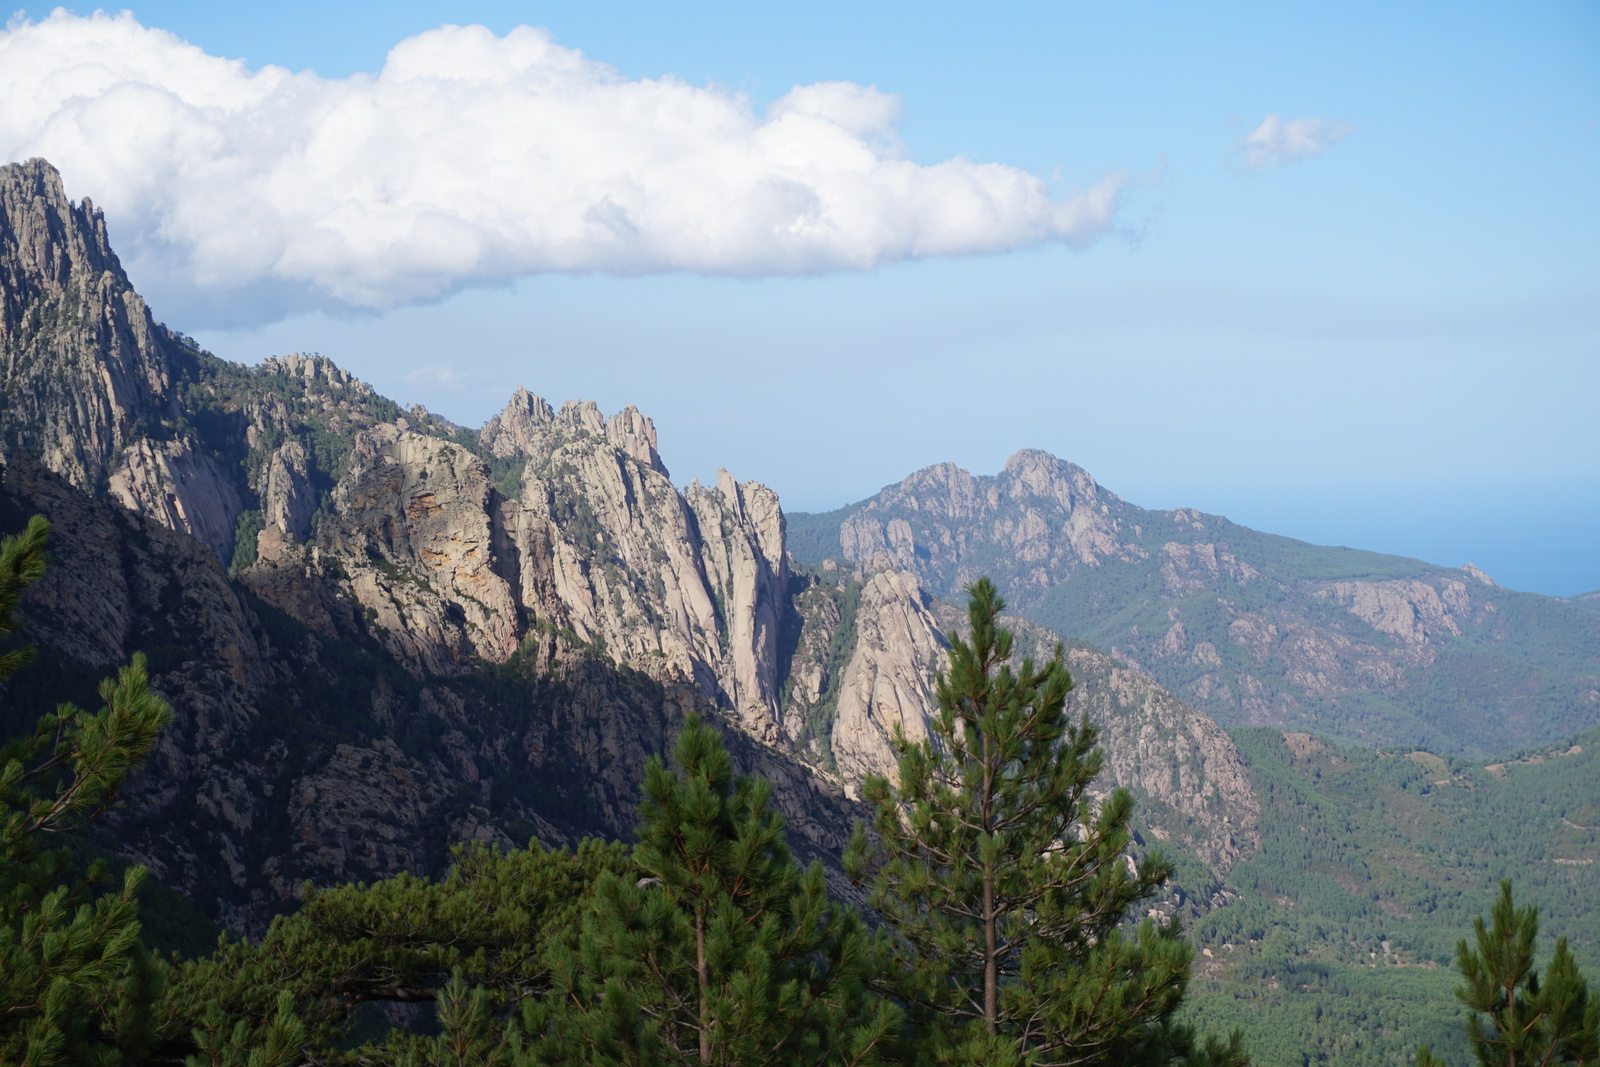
[1182,725,1600,1064]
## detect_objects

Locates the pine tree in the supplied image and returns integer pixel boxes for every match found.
[1417,880,1599,1067]
[392,972,510,1067]
[186,991,307,1067]
[0,516,175,1065]
[157,838,629,1057]
[531,712,900,1066]
[846,577,1246,1067]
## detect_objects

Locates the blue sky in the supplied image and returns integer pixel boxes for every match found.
[5,1,1597,595]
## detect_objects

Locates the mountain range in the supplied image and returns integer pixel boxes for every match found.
[789,455,1600,758]
[2,156,1595,1065]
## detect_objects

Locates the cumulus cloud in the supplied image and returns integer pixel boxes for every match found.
[1238,114,1352,171]
[0,12,1122,319]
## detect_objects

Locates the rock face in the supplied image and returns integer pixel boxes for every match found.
[321,427,522,674]
[772,555,1260,875]
[824,566,949,788]
[790,453,1600,758]
[0,158,242,561]
[474,394,793,737]
[686,472,789,741]
[0,157,1265,932]
[262,439,317,541]
[0,450,857,932]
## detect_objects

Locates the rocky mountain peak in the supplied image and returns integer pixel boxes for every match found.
[0,157,243,562]
[605,404,665,474]
[261,352,362,391]
[1001,446,1073,478]
[479,385,557,458]
[479,391,666,473]
[0,158,122,317]
[833,450,1141,591]
[1000,448,1115,510]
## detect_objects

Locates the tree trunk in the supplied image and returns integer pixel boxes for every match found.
[698,903,712,1065]
[984,870,998,1034]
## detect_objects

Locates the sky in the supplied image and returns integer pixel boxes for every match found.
[3,1,1596,596]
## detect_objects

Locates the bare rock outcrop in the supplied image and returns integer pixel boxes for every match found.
[1317,577,1471,645]
[477,390,793,741]
[0,158,243,561]
[319,427,521,675]
[504,398,723,685]
[827,564,947,787]
[261,440,317,541]
[687,471,788,742]
[250,384,803,746]
[479,386,556,460]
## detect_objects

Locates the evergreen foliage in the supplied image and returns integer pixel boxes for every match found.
[0,516,174,1066]
[846,577,1244,1066]
[186,991,307,1067]
[149,721,904,1066]
[529,712,899,1066]
[157,839,630,1055]
[1417,881,1598,1066]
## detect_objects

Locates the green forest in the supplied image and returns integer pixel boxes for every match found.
[1181,725,1600,1063]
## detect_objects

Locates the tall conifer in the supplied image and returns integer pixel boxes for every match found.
[847,577,1245,1066]
[531,712,899,1066]
[1417,880,1599,1067]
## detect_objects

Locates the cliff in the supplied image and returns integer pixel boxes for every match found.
[0,158,241,560]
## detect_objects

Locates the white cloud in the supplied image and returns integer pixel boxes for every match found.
[404,365,496,391]
[1238,114,1353,171]
[0,12,1122,319]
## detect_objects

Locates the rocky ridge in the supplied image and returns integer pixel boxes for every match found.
[1,447,861,932]
[789,453,1600,758]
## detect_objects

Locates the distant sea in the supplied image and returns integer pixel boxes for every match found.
[1143,480,1599,600]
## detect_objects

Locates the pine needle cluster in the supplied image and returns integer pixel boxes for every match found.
[1,517,174,1066]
